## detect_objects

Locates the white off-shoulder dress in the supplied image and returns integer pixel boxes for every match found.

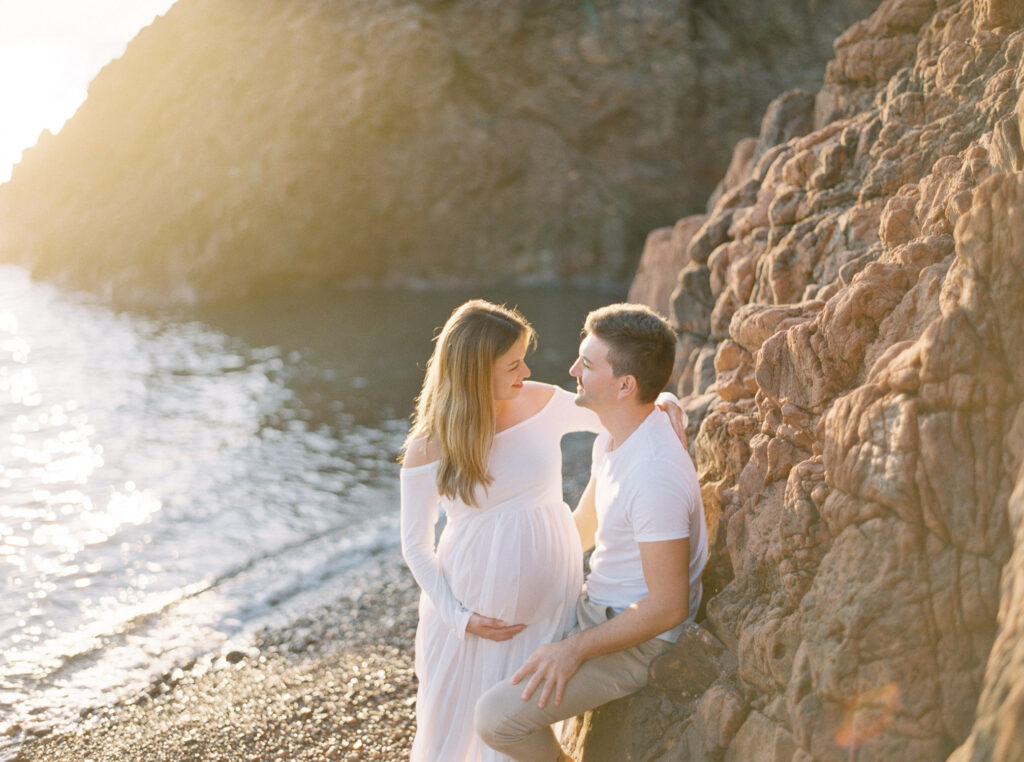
[400,382,600,762]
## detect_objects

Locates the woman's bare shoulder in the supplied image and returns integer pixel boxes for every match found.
[522,380,558,411]
[403,433,441,469]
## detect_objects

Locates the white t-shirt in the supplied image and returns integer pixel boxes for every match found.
[586,407,708,642]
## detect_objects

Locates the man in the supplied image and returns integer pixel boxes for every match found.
[474,303,708,761]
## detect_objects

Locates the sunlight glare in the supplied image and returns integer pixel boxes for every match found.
[0,0,177,182]
[835,682,901,750]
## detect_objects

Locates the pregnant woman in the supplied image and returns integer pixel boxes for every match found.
[399,300,602,761]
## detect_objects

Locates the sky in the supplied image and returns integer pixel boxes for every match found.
[0,0,177,182]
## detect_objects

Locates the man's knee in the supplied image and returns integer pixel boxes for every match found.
[474,682,517,750]
[476,681,569,761]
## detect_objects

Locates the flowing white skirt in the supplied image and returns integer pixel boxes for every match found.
[410,501,583,762]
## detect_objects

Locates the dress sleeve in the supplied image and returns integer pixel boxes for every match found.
[400,465,472,638]
[546,384,602,435]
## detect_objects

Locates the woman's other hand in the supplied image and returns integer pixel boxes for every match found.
[466,614,526,641]
[656,396,689,451]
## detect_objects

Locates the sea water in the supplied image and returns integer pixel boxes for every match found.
[0,264,617,755]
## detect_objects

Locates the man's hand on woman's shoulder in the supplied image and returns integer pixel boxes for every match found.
[655,393,689,451]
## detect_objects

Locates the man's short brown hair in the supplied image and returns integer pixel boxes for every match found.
[583,303,676,403]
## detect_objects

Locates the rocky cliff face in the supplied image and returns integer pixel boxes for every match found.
[595,0,1024,759]
[0,0,878,306]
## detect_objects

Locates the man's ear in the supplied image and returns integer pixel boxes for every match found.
[617,374,639,400]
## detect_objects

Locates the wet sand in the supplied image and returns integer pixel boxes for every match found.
[13,550,420,762]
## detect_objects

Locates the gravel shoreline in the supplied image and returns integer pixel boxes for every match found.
[12,437,596,762]
[13,550,421,762]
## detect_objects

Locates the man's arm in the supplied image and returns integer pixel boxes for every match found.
[512,536,690,708]
[572,476,598,553]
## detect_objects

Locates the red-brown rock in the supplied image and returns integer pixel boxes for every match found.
[604,2,1024,760]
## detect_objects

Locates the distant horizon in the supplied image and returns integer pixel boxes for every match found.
[0,0,176,183]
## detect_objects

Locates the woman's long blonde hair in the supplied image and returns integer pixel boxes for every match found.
[402,300,536,505]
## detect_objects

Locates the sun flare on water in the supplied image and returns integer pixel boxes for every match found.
[0,0,176,183]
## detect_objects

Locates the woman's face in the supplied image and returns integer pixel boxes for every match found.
[492,333,531,401]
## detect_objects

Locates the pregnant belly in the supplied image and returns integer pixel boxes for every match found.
[438,505,582,626]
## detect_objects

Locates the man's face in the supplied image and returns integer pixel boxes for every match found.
[569,334,620,413]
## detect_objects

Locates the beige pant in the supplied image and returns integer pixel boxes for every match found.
[474,594,671,761]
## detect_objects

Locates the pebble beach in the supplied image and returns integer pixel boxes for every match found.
[12,550,421,762]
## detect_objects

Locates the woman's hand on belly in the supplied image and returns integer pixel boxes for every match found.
[466,614,526,641]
